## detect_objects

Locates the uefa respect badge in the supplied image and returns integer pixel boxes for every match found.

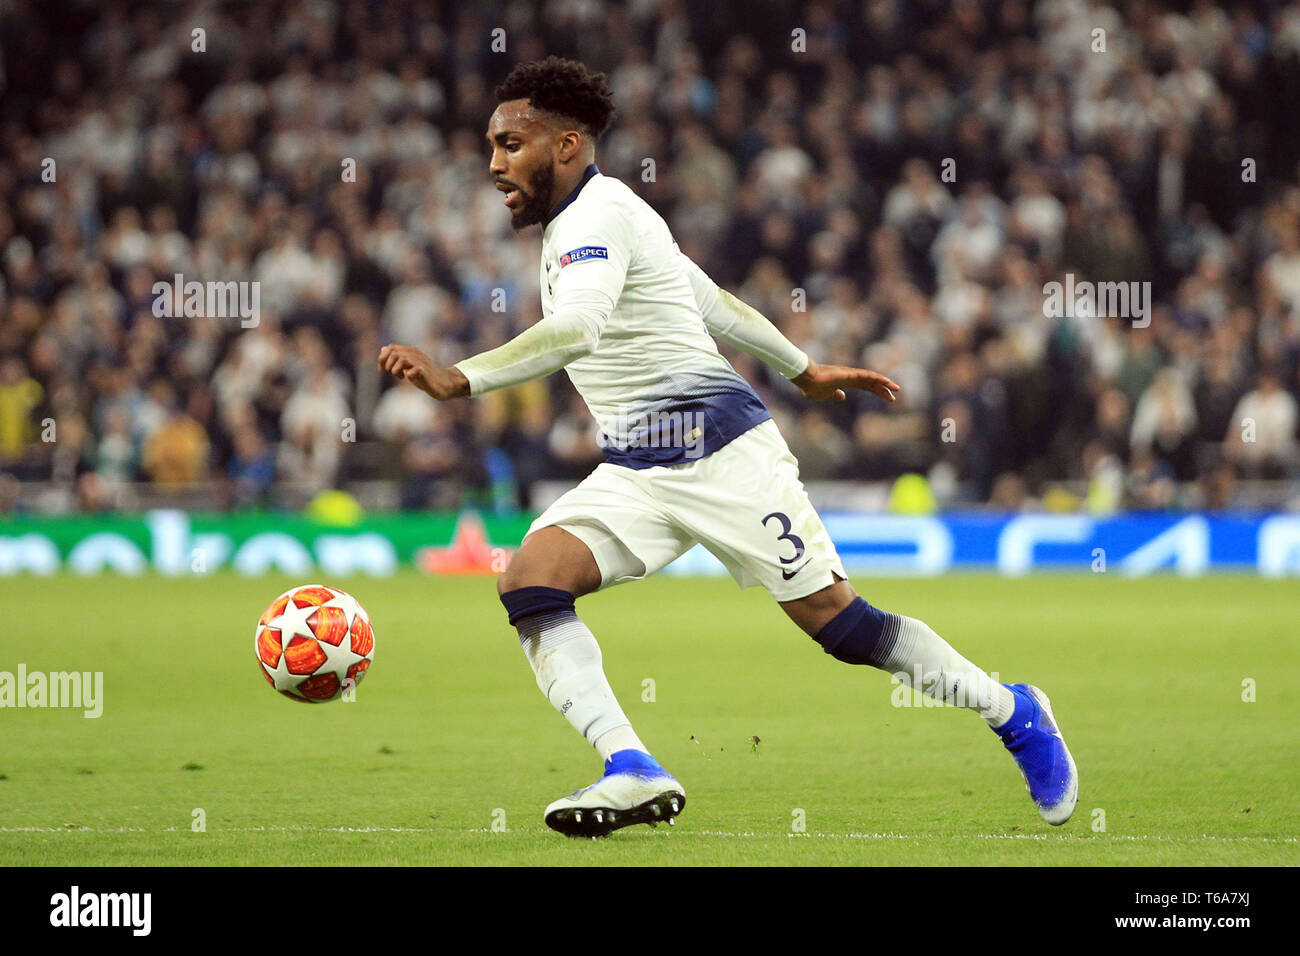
[559,245,609,268]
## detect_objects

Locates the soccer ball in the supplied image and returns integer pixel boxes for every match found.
[255,584,375,703]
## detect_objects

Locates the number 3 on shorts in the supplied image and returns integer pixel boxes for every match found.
[761,511,807,578]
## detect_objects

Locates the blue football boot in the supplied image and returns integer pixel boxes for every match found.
[544,749,685,838]
[993,683,1079,825]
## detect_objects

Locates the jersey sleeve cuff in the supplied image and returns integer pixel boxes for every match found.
[453,362,483,397]
[782,351,811,379]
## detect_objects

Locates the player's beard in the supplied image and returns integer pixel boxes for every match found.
[508,161,557,231]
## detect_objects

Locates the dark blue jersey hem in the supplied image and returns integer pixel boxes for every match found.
[599,387,772,469]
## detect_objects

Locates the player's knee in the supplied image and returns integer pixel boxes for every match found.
[497,553,566,595]
[496,564,522,596]
[781,577,856,635]
[496,546,582,627]
[498,529,600,597]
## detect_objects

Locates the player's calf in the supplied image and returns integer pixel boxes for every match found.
[500,584,646,755]
[786,584,1015,726]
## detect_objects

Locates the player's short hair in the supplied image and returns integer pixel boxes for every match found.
[495,57,616,140]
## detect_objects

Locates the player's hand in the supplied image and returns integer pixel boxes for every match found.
[378,344,470,400]
[792,360,901,403]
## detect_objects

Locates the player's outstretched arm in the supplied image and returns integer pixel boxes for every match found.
[791,359,900,403]
[378,344,470,400]
[678,248,810,379]
[379,296,608,400]
[677,249,899,402]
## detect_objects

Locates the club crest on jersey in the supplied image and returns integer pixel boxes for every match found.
[559,245,608,268]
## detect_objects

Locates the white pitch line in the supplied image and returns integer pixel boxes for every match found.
[626,830,1297,844]
[0,825,439,834]
[2,826,1293,844]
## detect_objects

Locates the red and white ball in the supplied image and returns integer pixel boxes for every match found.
[255,584,375,703]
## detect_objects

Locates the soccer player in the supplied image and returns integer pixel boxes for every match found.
[379,57,1078,837]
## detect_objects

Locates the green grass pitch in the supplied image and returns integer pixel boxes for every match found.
[1,571,1296,866]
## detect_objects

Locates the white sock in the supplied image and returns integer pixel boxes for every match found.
[516,610,648,758]
[593,725,647,762]
[877,614,1016,727]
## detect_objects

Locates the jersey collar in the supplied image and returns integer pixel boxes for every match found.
[543,163,601,228]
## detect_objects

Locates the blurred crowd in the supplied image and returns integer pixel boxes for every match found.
[3,0,1300,514]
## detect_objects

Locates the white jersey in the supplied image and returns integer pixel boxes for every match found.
[456,164,809,468]
[455,167,837,599]
[539,165,769,466]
